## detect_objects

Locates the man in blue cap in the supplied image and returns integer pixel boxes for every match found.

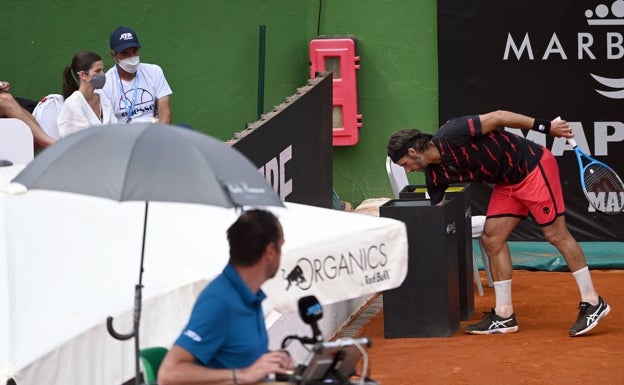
[103,26,173,124]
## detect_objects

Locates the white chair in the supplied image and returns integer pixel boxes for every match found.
[471,215,493,296]
[0,118,34,165]
[385,156,409,198]
[32,94,64,140]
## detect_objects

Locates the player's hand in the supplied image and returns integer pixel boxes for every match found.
[0,81,10,92]
[550,117,573,138]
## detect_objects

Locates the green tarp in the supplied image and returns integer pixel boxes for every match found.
[474,241,624,271]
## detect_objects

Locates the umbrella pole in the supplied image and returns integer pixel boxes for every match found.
[106,202,149,385]
[133,284,142,385]
[134,201,149,385]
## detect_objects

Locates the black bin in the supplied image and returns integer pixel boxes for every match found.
[399,184,474,321]
[379,198,460,338]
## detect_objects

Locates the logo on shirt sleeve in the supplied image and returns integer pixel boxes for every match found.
[183,329,202,342]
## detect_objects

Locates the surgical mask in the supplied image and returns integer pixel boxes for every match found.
[118,56,140,74]
[89,73,106,89]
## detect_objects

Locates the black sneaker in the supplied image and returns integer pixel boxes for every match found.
[568,296,610,337]
[465,309,518,335]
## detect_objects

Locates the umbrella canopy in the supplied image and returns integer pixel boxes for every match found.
[7,123,283,385]
[11,123,283,208]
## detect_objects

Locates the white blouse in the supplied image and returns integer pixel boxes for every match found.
[57,90,117,138]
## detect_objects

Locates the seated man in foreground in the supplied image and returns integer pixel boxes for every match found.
[158,209,293,385]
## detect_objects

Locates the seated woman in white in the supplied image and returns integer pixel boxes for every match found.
[57,51,117,138]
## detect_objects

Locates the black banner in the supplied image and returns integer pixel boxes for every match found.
[438,0,624,240]
[231,73,334,209]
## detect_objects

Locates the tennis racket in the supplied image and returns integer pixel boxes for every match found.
[568,137,624,215]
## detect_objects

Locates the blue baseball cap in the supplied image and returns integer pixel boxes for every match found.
[110,26,141,52]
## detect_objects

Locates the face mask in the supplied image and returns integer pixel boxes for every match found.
[118,56,140,74]
[88,73,106,89]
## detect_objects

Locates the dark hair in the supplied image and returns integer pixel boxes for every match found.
[61,51,102,99]
[227,209,281,267]
[387,129,433,162]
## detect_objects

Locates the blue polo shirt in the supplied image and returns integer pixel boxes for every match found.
[174,264,269,368]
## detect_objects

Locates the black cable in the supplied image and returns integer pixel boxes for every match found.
[281,334,318,348]
[317,0,323,36]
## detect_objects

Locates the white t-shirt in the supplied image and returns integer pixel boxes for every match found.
[57,90,117,138]
[103,63,173,123]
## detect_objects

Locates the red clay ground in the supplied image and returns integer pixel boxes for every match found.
[354,270,623,385]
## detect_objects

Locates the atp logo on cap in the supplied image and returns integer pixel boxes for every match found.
[119,32,134,41]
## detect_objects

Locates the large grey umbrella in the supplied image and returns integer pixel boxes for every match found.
[11,123,283,385]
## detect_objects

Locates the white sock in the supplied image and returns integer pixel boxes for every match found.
[572,266,599,305]
[493,279,513,317]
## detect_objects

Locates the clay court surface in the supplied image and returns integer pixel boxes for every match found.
[353,269,623,385]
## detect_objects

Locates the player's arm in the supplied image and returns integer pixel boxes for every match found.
[478,110,573,138]
[428,184,447,206]
[478,110,533,134]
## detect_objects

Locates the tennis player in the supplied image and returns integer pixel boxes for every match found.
[386,110,610,336]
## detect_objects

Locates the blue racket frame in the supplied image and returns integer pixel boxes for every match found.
[568,138,624,215]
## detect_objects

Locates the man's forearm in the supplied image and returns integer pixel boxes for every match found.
[479,110,534,134]
[159,362,235,385]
